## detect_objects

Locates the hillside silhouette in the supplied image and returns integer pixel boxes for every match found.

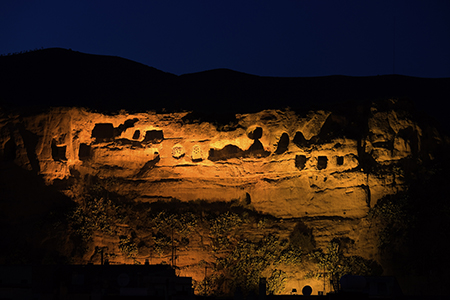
[1,47,449,130]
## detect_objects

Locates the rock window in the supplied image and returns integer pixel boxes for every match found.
[247,126,263,140]
[275,133,289,154]
[143,130,164,144]
[293,131,308,148]
[317,156,328,170]
[132,130,140,140]
[336,156,344,166]
[91,123,115,142]
[295,155,307,170]
[245,192,251,205]
[78,143,91,161]
[51,140,67,161]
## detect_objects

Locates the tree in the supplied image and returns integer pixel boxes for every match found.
[307,241,382,292]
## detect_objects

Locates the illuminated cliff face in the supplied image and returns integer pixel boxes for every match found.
[1,101,447,294]
[1,104,431,218]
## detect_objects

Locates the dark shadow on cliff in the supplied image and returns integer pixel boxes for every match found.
[0,162,74,264]
[367,142,450,294]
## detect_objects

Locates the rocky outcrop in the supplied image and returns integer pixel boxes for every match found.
[1,99,448,295]
[1,100,445,219]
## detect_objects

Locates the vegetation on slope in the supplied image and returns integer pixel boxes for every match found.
[50,175,381,295]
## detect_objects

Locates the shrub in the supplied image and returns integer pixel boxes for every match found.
[119,235,138,259]
[307,241,382,291]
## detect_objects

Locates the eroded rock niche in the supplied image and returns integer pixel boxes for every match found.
[143,130,164,144]
[92,123,115,142]
[78,143,91,161]
[208,125,270,161]
[132,130,140,140]
[51,139,67,161]
[275,132,289,154]
[295,155,307,170]
[317,156,328,170]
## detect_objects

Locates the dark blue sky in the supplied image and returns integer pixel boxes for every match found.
[2,0,449,78]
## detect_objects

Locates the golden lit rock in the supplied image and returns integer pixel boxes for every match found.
[0,99,448,295]
[2,103,441,218]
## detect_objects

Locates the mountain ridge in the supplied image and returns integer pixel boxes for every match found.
[1,47,449,132]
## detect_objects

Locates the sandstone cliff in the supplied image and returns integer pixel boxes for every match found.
[0,98,448,295]
[2,102,435,217]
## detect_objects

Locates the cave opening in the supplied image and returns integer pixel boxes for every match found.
[143,130,164,144]
[113,118,139,137]
[295,155,307,170]
[78,143,91,161]
[293,131,308,148]
[249,140,264,152]
[51,140,67,161]
[317,156,328,170]
[208,145,244,161]
[275,133,289,154]
[92,123,115,142]
[132,130,140,140]
[247,140,270,158]
[245,192,251,205]
[247,126,263,140]
[336,156,344,166]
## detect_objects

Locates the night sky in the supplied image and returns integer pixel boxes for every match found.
[1,0,449,78]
